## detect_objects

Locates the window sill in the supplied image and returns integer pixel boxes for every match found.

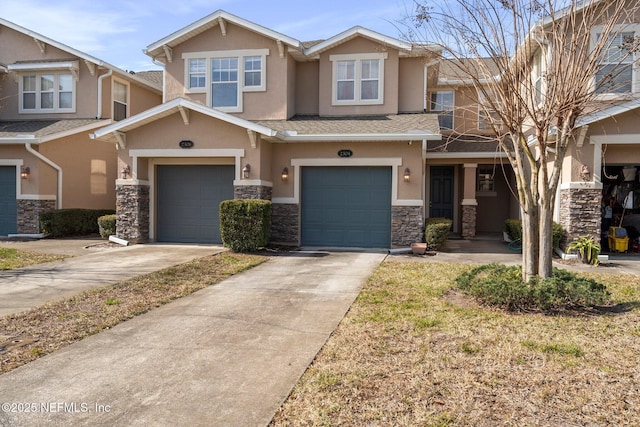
[477,191,497,197]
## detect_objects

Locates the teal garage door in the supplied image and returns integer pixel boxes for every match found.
[157,165,234,243]
[0,166,17,236]
[301,166,392,248]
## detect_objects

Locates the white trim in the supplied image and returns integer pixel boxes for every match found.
[287,157,405,205]
[0,160,23,199]
[91,98,277,141]
[559,182,603,190]
[395,199,424,207]
[578,98,640,127]
[330,53,387,106]
[17,71,77,114]
[233,179,273,187]
[590,134,640,144]
[8,60,79,72]
[276,132,440,142]
[128,148,244,180]
[306,26,413,57]
[461,198,478,206]
[112,76,130,121]
[16,194,56,200]
[426,152,508,159]
[40,120,112,143]
[116,179,150,186]
[590,23,640,95]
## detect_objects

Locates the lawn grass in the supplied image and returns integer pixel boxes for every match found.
[0,247,64,270]
[271,261,640,426]
[0,252,267,374]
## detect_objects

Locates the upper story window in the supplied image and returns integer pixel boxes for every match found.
[477,90,502,130]
[19,72,75,113]
[330,53,387,105]
[592,25,639,95]
[431,91,454,130]
[113,79,129,121]
[183,49,268,112]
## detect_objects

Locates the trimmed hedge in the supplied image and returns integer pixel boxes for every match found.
[425,217,452,250]
[220,199,271,252]
[98,214,117,238]
[40,209,115,237]
[504,218,564,248]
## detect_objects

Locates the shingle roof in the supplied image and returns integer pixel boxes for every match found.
[256,114,440,137]
[134,70,163,87]
[0,119,107,139]
[427,136,502,153]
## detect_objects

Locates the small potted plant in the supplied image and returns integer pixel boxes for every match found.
[566,236,601,266]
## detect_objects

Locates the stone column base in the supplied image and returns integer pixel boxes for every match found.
[559,187,601,248]
[234,185,272,200]
[116,183,150,243]
[17,199,56,234]
[462,204,477,238]
[392,206,423,246]
[271,203,299,245]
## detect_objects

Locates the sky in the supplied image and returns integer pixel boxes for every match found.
[2,0,416,71]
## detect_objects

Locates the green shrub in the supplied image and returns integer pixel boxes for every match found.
[455,263,610,311]
[98,214,117,238]
[504,219,564,248]
[40,209,116,237]
[220,199,271,252]
[424,217,452,250]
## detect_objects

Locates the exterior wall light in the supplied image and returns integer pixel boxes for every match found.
[121,165,131,179]
[21,166,30,179]
[403,167,411,183]
[281,167,289,181]
[242,164,251,179]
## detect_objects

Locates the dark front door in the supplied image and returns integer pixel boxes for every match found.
[429,166,454,219]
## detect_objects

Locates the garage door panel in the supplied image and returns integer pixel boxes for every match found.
[301,166,391,248]
[157,165,234,244]
[0,167,17,236]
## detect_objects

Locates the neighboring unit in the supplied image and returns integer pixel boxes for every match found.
[0,18,162,236]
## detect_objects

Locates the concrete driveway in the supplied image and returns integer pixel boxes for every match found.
[0,239,223,317]
[0,250,386,426]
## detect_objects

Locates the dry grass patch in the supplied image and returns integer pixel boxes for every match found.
[271,261,640,426]
[0,252,266,374]
[0,247,64,270]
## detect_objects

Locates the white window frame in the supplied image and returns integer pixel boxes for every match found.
[430,90,455,130]
[477,89,502,131]
[18,72,76,113]
[330,52,387,106]
[112,78,130,121]
[186,58,207,92]
[591,24,640,97]
[182,49,268,113]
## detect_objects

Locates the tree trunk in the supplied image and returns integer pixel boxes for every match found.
[538,206,554,279]
[521,206,539,282]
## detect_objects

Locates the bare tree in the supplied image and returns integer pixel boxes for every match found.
[403,0,640,280]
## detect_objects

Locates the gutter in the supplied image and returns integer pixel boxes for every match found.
[97,69,113,119]
[25,143,63,209]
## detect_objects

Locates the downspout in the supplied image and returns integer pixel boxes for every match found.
[25,143,63,209]
[97,69,113,119]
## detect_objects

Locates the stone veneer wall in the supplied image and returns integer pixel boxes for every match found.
[17,199,56,234]
[271,203,299,245]
[461,205,477,238]
[391,206,423,246]
[116,183,149,243]
[234,185,272,200]
[558,188,601,248]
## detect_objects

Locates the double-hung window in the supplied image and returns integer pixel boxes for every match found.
[477,90,501,130]
[113,80,129,121]
[183,49,268,112]
[330,53,386,105]
[431,91,454,130]
[19,72,75,113]
[595,31,635,94]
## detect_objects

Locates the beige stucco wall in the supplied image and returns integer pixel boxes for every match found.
[0,145,52,196]
[39,132,117,209]
[318,37,400,117]
[295,61,320,115]
[162,23,290,120]
[398,57,426,113]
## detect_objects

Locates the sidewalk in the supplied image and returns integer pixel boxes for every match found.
[0,251,386,427]
[0,242,222,317]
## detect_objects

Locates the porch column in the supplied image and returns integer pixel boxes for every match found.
[461,163,478,238]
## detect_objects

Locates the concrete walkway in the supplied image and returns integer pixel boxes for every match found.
[0,242,222,317]
[0,250,386,427]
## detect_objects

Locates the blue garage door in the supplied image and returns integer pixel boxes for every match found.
[0,166,17,236]
[157,165,234,243]
[301,166,392,248]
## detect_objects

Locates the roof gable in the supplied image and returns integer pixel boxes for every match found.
[0,18,161,93]
[144,10,302,64]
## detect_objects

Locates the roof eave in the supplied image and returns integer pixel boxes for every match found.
[273,132,441,142]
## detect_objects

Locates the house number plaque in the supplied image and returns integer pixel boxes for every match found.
[179,140,194,148]
[338,149,353,158]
